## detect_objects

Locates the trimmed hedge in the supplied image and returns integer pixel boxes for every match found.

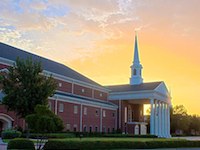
[21,133,76,139]
[43,140,200,150]
[21,132,156,139]
[1,130,22,139]
[7,138,35,150]
[74,132,157,138]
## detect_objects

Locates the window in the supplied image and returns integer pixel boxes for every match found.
[48,102,52,110]
[81,88,85,93]
[73,124,77,132]
[95,126,98,132]
[112,128,115,133]
[58,82,62,87]
[112,112,115,117]
[107,128,110,133]
[66,124,71,131]
[84,107,87,115]
[59,103,64,112]
[103,110,106,117]
[99,93,103,97]
[95,109,99,116]
[103,127,106,133]
[84,126,87,132]
[89,126,92,133]
[74,105,78,114]
[133,69,137,75]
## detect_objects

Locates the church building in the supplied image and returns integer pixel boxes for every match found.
[0,34,171,138]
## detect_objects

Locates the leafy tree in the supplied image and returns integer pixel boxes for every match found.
[188,115,200,135]
[26,105,64,150]
[1,57,57,118]
[171,105,190,134]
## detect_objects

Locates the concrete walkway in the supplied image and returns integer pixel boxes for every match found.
[0,138,7,150]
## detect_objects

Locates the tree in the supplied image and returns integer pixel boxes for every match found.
[1,57,57,118]
[171,105,190,134]
[26,105,64,150]
[188,115,200,135]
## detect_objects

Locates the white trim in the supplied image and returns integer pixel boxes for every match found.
[0,68,9,73]
[0,57,14,66]
[56,90,109,105]
[127,121,148,125]
[43,70,110,92]
[0,113,14,121]
[49,94,117,110]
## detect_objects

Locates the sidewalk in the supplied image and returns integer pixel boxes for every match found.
[0,138,7,150]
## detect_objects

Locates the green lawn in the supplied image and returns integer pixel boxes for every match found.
[3,137,186,144]
[49,137,185,142]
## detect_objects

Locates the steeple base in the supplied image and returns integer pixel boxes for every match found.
[130,77,143,85]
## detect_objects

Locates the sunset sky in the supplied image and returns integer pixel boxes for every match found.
[0,0,200,115]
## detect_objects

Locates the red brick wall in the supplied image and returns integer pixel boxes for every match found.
[102,109,116,133]
[74,84,92,98]
[56,79,72,93]
[82,106,100,132]
[57,101,80,131]
[0,64,9,69]
[94,90,108,101]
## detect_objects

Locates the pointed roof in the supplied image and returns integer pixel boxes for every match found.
[133,31,140,64]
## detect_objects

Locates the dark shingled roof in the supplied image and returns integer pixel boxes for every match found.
[0,42,101,87]
[106,82,162,92]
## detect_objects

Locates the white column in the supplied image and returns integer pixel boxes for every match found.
[55,96,58,115]
[150,98,155,135]
[158,101,162,137]
[167,104,171,137]
[100,107,103,132]
[80,104,83,132]
[119,100,121,129]
[164,103,168,137]
[154,100,158,136]
[161,102,165,137]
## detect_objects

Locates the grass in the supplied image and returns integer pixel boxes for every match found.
[50,137,186,142]
[3,137,186,144]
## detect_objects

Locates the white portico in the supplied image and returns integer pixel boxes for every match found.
[107,33,171,138]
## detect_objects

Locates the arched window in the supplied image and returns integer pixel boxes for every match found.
[133,69,137,75]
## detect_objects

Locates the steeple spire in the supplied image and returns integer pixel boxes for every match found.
[130,31,143,85]
[133,31,140,64]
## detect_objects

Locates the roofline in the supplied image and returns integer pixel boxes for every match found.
[0,57,110,92]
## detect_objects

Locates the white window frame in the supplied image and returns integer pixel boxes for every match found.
[103,110,106,117]
[74,105,78,114]
[84,107,87,115]
[59,103,64,112]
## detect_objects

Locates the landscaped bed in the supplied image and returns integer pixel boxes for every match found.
[43,138,200,150]
[4,136,200,150]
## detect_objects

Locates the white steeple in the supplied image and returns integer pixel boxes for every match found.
[130,32,143,85]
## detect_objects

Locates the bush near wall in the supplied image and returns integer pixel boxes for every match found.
[7,138,35,150]
[21,132,76,139]
[74,132,157,138]
[1,130,22,139]
[21,132,156,139]
[43,140,200,150]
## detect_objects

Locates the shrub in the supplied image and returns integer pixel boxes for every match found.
[1,129,22,139]
[7,138,35,150]
[43,140,200,150]
[21,132,76,139]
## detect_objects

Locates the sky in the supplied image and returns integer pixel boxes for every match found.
[0,0,200,115]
